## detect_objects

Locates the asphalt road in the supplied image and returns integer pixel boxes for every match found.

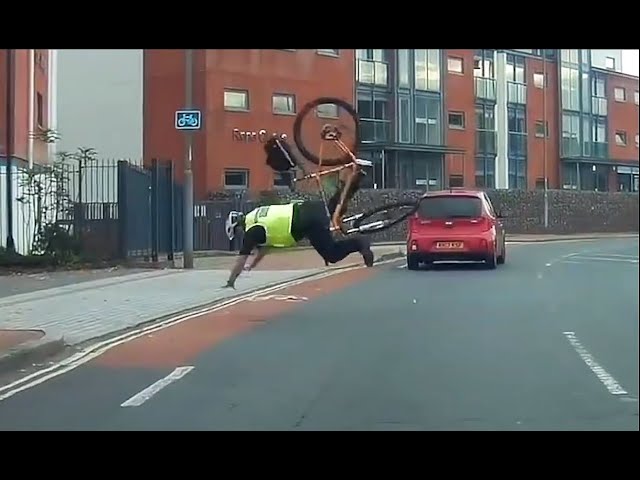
[0,238,637,430]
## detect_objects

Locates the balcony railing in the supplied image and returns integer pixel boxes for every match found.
[507,81,527,105]
[591,96,608,116]
[357,59,389,87]
[475,77,496,101]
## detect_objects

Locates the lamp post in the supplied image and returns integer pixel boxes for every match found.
[183,49,195,269]
[4,49,15,252]
[542,50,549,229]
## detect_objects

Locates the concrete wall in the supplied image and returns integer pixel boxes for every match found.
[56,49,143,161]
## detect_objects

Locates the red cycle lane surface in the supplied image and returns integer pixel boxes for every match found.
[94,266,378,370]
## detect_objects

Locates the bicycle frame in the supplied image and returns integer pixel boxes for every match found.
[290,128,370,233]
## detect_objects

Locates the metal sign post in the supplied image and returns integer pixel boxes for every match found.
[174,51,202,269]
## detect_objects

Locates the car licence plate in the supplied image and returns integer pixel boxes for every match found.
[435,241,464,249]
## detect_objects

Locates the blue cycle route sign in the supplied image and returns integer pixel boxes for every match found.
[175,110,202,130]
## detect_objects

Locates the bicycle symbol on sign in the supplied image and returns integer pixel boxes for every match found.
[175,110,202,130]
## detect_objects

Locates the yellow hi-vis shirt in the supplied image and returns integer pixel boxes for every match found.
[244,203,297,248]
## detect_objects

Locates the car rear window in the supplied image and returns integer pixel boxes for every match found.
[417,196,483,219]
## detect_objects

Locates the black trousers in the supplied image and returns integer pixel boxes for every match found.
[291,200,364,264]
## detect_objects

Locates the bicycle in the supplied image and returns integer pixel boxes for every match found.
[275,97,420,235]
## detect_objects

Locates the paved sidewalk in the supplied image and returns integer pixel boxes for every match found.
[0,245,403,372]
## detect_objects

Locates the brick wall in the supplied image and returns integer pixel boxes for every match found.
[209,189,639,242]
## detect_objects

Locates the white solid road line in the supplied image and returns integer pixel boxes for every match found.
[0,257,402,403]
[563,331,628,396]
[120,366,194,408]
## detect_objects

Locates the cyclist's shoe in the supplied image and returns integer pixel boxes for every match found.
[359,236,374,267]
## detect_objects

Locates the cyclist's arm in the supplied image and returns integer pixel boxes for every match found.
[226,227,266,286]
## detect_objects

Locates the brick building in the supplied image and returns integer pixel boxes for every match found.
[143,49,639,196]
[0,49,51,167]
[143,49,354,199]
[357,49,639,192]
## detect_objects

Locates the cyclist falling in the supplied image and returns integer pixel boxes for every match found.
[223,137,374,289]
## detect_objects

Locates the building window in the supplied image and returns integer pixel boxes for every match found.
[506,54,526,84]
[592,74,606,98]
[272,93,296,115]
[448,111,465,129]
[449,175,464,188]
[397,49,410,88]
[224,89,249,111]
[635,90,639,105]
[273,171,293,188]
[562,112,581,156]
[615,131,627,146]
[356,49,388,87]
[357,91,390,143]
[605,56,616,70]
[508,105,527,134]
[533,73,546,89]
[317,49,339,56]
[561,66,580,111]
[36,92,44,127]
[561,50,579,65]
[614,87,626,102]
[414,49,440,92]
[508,104,527,189]
[398,95,411,143]
[316,103,338,119]
[475,155,495,189]
[224,169,249,189]
[414,95,441,145]
[535,120,549,138]
[635,133,639,148]
[474,50,495,78]
[476,103,496,154]
[447,56,464,74]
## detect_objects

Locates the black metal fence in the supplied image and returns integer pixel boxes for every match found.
[3,158,251,260]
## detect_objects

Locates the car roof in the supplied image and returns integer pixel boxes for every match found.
[420,189,485,199]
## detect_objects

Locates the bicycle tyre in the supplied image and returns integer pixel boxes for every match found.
[293,97,360,166]
[349,201,419,234]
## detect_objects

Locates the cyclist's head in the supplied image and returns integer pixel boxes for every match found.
[225,211,245,240]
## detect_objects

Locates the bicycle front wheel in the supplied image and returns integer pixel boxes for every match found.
[293,97,360,166]
[344,201,419,235]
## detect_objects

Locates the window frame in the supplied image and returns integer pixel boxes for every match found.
[224,88,249,112]
[224,169,249,190]
[614,87,626,102]
[272,92,296,115]
[447,56,464,74]
[448,111,466,130]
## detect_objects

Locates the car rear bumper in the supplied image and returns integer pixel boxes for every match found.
[407,233,495,261]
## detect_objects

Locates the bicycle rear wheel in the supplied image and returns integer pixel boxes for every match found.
[344,201,419,235]
[293,97,360,166]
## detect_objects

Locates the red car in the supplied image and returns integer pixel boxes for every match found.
[406,189,506,270]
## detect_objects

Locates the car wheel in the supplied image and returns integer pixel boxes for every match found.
[407,254,420,270]
[497,240,506,265]
[485,246,497,270]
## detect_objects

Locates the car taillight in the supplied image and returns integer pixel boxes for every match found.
[410,240,418,251]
